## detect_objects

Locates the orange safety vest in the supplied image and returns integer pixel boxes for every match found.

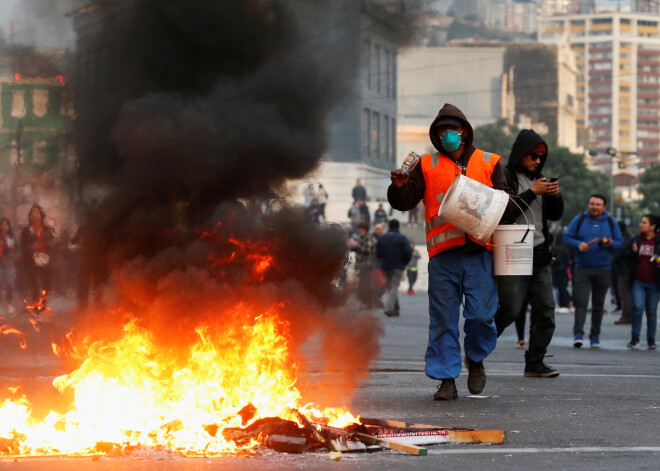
[422,149,501,259]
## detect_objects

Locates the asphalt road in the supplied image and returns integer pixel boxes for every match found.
[2,290,659,470]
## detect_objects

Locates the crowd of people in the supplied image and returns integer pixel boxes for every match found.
[0,203,99,316]
[383,102,659,401]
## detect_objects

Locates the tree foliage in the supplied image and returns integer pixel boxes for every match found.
[473,121,609,226]
[639,163,660,213]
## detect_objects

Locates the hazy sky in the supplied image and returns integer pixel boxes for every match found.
[0,0,75,49]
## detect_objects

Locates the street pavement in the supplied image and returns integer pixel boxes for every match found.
[2,290,659,470]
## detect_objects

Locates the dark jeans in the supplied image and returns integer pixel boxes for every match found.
[573,267,611,337]
[631,281,659,341]
[495,264,556,362]
[618,274,633,319]
[552,269,571,308]
[407,268,418,291]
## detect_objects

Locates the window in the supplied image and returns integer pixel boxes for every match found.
[32,89,49,118]
[375,45,381,94]
[384,49,391,98]
[11,90,26,118]
[372,111,380,158]
[362,108,371,157]
[60,91,75,116]
[392,52,397,99]
[362,39,371,90]
[32,141,47,166]
[383,114,389,160]
[391,118,396,162]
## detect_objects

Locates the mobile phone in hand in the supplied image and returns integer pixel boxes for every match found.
[547,177,559,182]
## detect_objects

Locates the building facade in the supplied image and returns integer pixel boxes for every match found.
[397,43,578,156]
[539,12,660,174]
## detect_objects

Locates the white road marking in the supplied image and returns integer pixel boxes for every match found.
[370,371,660,378]
[427,446,660,455]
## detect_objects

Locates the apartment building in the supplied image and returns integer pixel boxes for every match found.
[539,12,660,174]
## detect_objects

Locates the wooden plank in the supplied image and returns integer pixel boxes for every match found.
[352,432,428,456]
[446,429,506,444]
[361,417,505,444]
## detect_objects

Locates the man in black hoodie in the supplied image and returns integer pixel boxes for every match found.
[388,103,515,401]
[494,129,563,378]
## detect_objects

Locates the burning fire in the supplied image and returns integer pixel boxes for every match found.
[0,301,359,456]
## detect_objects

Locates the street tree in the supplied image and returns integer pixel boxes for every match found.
[474,121,609,226]
[639,163,660,212]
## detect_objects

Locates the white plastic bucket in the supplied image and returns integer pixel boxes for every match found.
[492,225,535,276]
[437,174,509,243]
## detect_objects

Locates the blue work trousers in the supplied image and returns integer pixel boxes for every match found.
[425,249,498,380]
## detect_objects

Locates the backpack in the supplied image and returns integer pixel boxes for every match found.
[575,213,615,235]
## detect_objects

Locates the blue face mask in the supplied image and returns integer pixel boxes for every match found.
[440,129,462,152]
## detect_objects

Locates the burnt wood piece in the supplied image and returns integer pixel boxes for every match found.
[313,422,427,456]
[289,409,342,453]
[221,417,306,446]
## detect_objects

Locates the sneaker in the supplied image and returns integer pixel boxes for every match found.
[573,335,583,348]
[434,378,458,401]
[628,338,640,349]
[590,336,601,348]
[614,316,632,325]
[524,360,560,378]
[465,357,486,395]
[648,338,656,350]
[556,307,570,314]
[407,289,415,295]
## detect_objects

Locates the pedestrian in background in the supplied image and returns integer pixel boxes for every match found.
[563,194,623,348]
[623,214,660,349]
[376,219,412,318]
[352,178,367,203]
[551,232,573,314]
[317,183,328,223]
[20,205,55,306]
[307,198,321,224]
[493,129,563,378]
[613,220,633,325]
[406,242,420,295]
[347,200,362,234]
[388,103,515,400]
[374,204,389,225]
[0,217,17,316]
[348,222,377,309]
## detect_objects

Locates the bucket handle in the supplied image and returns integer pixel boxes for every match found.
[485,195,535,248]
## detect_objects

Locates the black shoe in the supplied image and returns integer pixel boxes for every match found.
[434,378,458,401]
[524,360,560,378]
[648,338,656,350]
[465,357,486,395]
[384,311,399,317]
[628,337,640,349]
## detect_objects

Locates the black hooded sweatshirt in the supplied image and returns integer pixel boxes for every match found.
[387,103,515,252]
[502,129,564,262]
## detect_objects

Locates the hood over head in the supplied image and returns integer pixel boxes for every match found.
[507,129,548,177]
[429,103,473,154]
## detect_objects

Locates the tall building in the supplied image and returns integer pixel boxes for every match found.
[541,0,573,16]
[506,1,541,34]
[397,42,578,156]
[539,12,660,175]
[632,0,660,14]
[486,0,508,30]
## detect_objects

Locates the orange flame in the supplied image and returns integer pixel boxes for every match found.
[0,303,359,456]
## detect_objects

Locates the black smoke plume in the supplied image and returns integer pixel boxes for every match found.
[67,0,427,405]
